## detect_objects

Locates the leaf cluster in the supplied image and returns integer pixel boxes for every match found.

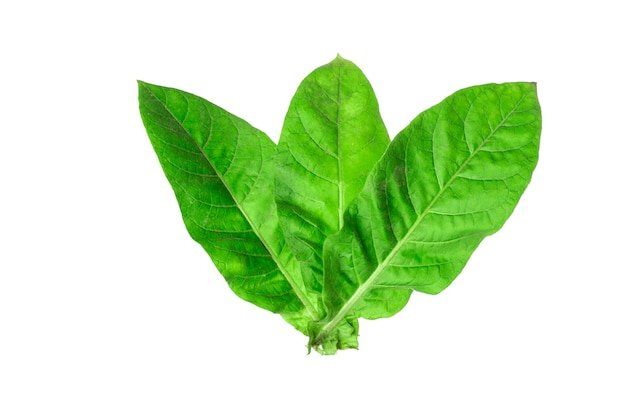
[138,56,541,354]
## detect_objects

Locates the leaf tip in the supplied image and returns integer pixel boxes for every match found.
[137,80,152,94]
[137,79,156,90]
[333,53,347,63]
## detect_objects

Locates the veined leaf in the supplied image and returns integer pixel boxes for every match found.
[275,56,390,294]
[312,83,541,348]
[138,58,542,354]
[137,81,320,331]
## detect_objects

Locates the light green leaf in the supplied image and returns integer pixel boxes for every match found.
[312,83,541,348]
[275,56,390,294]
[137,81,319,332]
[138,58,542,354]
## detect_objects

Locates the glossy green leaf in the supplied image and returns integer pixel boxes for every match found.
[275,56,390,294]
[311,83,541,348]
[137,81,320,332]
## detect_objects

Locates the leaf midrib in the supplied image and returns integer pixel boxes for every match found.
[141,83,320,321]
[318,92,529,338]
[336,71,344,231]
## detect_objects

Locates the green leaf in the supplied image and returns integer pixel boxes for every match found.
[137,81,320,332]
[312,82,541,348]
[275,56,390,294]
[138,58,542,354]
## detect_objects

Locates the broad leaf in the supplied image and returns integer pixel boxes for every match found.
[311,83,541,348]
[138,58,542,355]
[275,56,390,294]
[137,81,319,331]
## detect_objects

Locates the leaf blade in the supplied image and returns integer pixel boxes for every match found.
[275,56,390,293]
[137,81,320,330]
[315,82,541,344]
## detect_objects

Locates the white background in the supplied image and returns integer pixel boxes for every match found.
[1,1,624,415]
